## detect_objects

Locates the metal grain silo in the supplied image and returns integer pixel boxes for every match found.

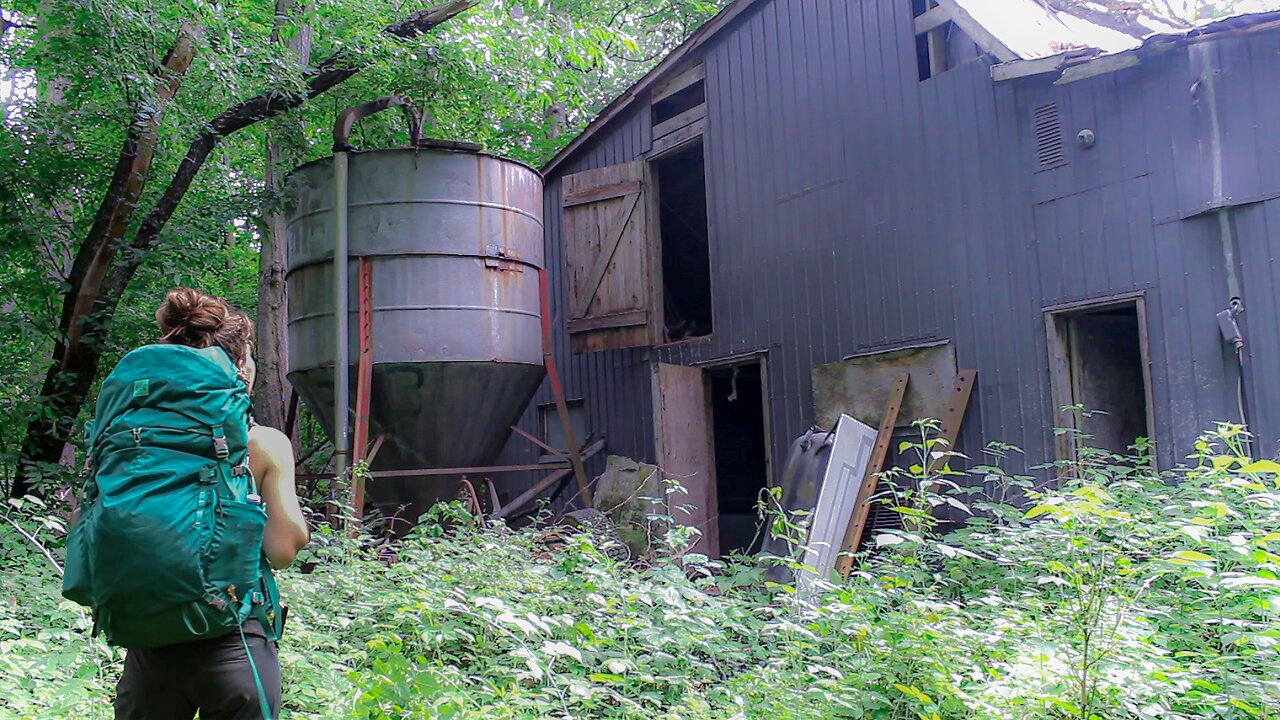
[284,105,548,514]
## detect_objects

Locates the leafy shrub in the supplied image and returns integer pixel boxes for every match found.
[0,424,1277,719]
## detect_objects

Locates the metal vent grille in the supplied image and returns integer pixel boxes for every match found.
[1033,103,1065,169]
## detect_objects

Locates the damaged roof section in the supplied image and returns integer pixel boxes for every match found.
[953,0,1187,59]
[991,2,1280,82]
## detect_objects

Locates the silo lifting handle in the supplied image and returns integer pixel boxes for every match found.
[333,95,424,152]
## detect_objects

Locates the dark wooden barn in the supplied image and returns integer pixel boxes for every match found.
[496,0,1280,554]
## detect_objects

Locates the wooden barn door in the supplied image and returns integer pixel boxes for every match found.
[562,161,659,352]
[652,363,719,558]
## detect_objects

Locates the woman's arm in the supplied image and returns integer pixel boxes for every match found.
[248,425,310,569]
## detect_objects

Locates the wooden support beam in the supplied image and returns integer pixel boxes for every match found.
[1056,53,1140,85]
[991,53,1071,82]
[651,63,705,104]
[563,180,642,208]
[835,373,909,579]
[652,103,706,141]
[934,0,1017,63]
[646,118,705,159]
[914,4,951,35]
[567,310,648,334]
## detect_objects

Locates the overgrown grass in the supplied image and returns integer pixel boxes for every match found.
[1,424,1278,719]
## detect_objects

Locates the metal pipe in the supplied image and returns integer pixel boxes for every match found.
[332,149,351,486]
[1195,44,1252,446]
[329,95,425,502]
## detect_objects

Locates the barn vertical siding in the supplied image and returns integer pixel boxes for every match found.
[498,0,1280,511]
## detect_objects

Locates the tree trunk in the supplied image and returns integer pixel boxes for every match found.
[254,0,315,433]
[12,0,478,498]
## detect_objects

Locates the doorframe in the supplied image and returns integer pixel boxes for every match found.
[693,351,774,492]
[1044,292,1156,466]
[651,351,772,557]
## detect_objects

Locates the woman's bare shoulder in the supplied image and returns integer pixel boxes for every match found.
[248,424,293,458]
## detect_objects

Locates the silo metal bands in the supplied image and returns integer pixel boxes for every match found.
[285,144,547,512]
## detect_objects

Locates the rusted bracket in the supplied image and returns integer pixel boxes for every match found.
[836,373,909,579]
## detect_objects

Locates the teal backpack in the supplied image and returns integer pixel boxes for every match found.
[62,344,283,654]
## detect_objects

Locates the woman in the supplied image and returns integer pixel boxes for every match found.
[113,288,310,720]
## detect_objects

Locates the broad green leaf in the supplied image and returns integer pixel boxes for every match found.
[1168,550,1216,564]
[1240,460,1280,474]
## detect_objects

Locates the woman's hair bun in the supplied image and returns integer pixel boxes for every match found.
[156,287,229,347]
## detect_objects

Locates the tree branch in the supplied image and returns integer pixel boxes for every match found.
[108,0,478,288]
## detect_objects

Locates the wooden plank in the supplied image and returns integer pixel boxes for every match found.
[643,161,665,346]
[835,373,909,579]
[651,63,706,105]
[991,53,1071,82]
[934,0,1017,63]
[927,25,948,78]
[648,118,705,159]
[1134,296,1157,465]
[652,103,707,141]
[567,309,647,334]
[570,191,641,319]
[563,179,642,208]
[913,4,951,35]
[1045,312,1077,465]
[653,363,719,558]
[924,369,977,476]
[1056,53,1141,85]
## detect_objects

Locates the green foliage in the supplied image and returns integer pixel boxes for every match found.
[2,425,1278,718]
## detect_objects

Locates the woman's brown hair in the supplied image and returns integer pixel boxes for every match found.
[155,288,255,366]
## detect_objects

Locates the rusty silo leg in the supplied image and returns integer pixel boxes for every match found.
[352,257,375,519]
[541,269,592,508]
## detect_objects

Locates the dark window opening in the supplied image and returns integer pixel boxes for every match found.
[538,400,587,458]
[653,80,705,126]
[655,141,713,341]
[708,363,768,556]
[1050,302,1152,457]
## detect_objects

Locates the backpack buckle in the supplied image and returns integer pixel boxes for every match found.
[211,425,229,459]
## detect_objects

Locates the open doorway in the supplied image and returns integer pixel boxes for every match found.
[652,359,770,558]
[707,362,768,556]
[653,141,713,342]
[1046,298,1155,459]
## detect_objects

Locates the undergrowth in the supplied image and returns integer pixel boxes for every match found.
[0,423,1277,719]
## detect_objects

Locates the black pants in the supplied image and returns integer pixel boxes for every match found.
[114,620,281,720]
